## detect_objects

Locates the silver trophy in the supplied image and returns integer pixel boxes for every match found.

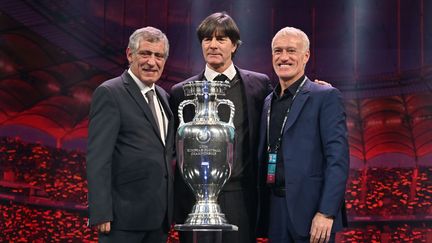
[175,80,238,231]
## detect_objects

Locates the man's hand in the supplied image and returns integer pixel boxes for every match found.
[314,79,332,87]
[96,221,111,234]
[310,212,333,243]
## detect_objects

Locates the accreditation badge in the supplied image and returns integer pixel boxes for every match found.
[266,152,277,184]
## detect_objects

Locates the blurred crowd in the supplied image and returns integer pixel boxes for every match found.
[1,137,432,242]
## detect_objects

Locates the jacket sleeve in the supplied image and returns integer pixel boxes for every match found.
[318,88,350,217]
[86,85,120,226]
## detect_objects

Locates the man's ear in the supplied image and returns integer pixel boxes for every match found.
[304,49,310,65]
[126,47,133,64]
[231,43,238,55]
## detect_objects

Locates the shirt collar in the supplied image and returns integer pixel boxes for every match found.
[273,75,305,99]
[128,68,154,94]
[204,63,237,81]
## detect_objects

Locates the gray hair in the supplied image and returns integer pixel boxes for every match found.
[128,26,169,58]
[271,27,310,52]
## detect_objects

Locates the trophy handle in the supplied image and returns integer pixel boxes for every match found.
[178,99,196,126]
[217,99,235,127]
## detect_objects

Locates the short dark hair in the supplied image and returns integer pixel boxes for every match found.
[197,12,242,54]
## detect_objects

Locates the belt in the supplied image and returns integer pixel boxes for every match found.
[271,188,286,197]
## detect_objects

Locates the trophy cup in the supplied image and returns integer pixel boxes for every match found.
[174,80,238,231]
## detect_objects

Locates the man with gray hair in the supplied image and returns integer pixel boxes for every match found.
[257,27,349,243]
[87,26,175,243]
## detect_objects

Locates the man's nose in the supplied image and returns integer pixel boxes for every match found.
[146,54,157,65]
[280,50,290,60]
[209,38,218,48]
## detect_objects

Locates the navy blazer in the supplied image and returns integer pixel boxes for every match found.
[257,78,349,237]
[87,71,175,231]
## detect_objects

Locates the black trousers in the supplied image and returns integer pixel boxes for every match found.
[179,188,257,243]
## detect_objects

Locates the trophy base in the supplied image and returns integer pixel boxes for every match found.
[175,201,238,231]
[174,224,238,231]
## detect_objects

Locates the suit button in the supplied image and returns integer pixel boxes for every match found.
[164,174,168,179]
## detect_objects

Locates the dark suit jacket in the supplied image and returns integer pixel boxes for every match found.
[170,67,272,223]
[86,71,175,231]
[257,78,349,237]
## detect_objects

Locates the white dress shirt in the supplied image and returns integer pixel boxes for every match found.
[128,69,168,144]
[204,62,237,81]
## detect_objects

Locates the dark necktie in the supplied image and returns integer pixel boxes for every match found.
[213,73,229,81]
[145,90,160,133]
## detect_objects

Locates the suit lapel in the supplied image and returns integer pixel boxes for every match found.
[198,71,206,81]
[156,86,173,120]
[260,95,272,148]
[122,72,163,143]
[155,85,173,145]
[257,94,272,167]
[237,69,258,152]
[284,79,311,132]
[155,86,173,175]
